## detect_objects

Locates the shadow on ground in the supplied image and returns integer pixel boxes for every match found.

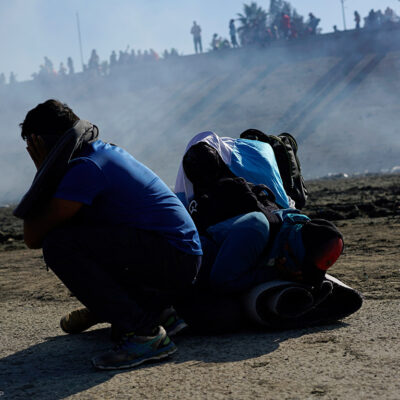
[0,323,345,399]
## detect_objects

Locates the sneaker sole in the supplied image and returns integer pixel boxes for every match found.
[92,343,177,371]
[60,318,98,334]
[60,318,80,334]
[60,310,99,334]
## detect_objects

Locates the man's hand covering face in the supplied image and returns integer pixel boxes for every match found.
[26,134,48,170]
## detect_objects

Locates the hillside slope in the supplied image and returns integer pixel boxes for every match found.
[0,27,399,202]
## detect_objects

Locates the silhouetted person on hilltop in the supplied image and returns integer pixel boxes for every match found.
[129,49,136,63]
[354,11,361,30]
[88,49,100,73]
[58,63,67,77]
[0,72,5,86]
[376,10,384,27]
[170,48,179,57]
[272,25,280,40]
[280,12,291,39]
[109,51,117,68]
[44,57,54,74]
[308,13,320,35]
[211,33,220,51]
[67,57,74,75]
[365,10,377,30]
[229,19,238,47]
[143,49,151,61]
[118,50,129,65]
[34,65,46,80]
[150,49,159,61]
[191,21,203,53]
[384,7,393,25]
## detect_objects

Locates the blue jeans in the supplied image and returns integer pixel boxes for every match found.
[43,224,201,335]
[205,212,277,293]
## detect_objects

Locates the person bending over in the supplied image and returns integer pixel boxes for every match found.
[182,142,343,294]
[19,99,202,370]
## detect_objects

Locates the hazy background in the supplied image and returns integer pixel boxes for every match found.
[1,0,399,80]
[0,1,399,205]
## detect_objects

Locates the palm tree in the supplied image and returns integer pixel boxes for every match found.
[237,2,268,46]
[269,0,284,18]
[269,0,292,25]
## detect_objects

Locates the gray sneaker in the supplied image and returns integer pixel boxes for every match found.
[92,326,177,370]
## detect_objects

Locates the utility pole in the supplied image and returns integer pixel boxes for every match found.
[340,0,347,30]
[76,12,85,71]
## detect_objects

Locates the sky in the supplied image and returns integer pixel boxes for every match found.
[0,0,399,81]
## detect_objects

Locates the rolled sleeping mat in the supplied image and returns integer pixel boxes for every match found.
[13,120,97,219]
[244,280,316,327]
[265,287,313,319]
[244,274,362,329]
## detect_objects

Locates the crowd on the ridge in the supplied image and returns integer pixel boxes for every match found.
[198,4,399,52]
[0,46,180,85]
[0,2,398,85]
[29,47,179,81]
[361,7,399,30]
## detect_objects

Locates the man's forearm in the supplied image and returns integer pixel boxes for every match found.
[24,217,47,249]
[23,198,83,249]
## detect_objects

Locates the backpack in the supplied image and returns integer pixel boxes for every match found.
[240,129,308,209]
[188,176,282,237]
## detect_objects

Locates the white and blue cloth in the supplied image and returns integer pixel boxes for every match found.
[175,131,293,209]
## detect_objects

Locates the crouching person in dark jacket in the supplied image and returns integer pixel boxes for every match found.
[181,141,343,293]
[18,99,202,370]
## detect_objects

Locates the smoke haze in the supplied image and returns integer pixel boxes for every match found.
[0,27,399,205]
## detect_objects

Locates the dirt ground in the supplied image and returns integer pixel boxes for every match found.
[0,174,399,400]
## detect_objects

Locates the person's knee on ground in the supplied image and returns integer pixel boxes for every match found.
[209,212,270,291]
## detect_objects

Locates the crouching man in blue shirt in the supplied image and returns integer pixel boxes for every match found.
[19,99,202,370]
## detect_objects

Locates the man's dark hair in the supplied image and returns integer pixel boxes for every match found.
[20,99,79,141]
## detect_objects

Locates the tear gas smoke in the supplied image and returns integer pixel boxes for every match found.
[0,28,399,205]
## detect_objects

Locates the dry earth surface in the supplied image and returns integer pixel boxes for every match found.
[0,174,399,399]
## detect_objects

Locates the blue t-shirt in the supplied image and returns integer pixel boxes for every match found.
[54,140,202,255]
